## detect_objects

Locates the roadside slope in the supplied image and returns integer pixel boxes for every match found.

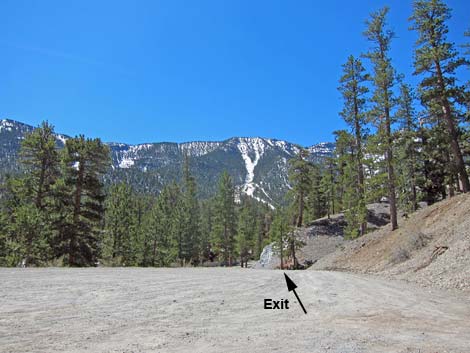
[312,193,470,291]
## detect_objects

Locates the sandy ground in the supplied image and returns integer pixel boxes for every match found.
[1,268,469,353]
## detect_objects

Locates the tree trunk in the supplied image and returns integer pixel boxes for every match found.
[384,89,398,230]
[354,101,367,235]
[435,59,470,192]
[296,191,304,227]
[70,159,85,266]
[386,140,398,230]
[36,158,46,209]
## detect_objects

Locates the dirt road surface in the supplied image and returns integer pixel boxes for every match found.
[1,268,469,353]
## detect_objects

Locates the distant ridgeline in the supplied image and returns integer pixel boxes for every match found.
[0,119,334,206]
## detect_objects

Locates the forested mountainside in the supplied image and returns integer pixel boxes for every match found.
[0,119,333,205]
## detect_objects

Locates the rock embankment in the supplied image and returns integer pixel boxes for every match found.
[255,202,393,269]
[312,194,470,292]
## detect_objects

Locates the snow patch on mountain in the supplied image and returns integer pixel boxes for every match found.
[115,144,153,168]
[237,138,265,196]
[179,141,222,157]
[236,138,276,209]
[0,119,15,132]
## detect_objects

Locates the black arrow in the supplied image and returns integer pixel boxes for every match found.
[284,273,307,314]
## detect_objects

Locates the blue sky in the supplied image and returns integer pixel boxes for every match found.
[1,0,469,146]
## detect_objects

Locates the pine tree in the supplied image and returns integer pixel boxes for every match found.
[307,163,326,221]
[199,199,214,263]
[180,154,201,265]
[335,130,367,238]
[269,209,290,270]
[319,157,339,218]
[19,121,60,210]
[142,184,179,267]
[212,171,237,266]
[363,6,399,230]
[103,183,140,266]
[288,149,313,227]
[2,122,60,266]
[410,0,470,192]
[56,136,110,266]
[395,83,422,211]
[236,198,257,268]
[338,55,369,234]
[419,102,458,202]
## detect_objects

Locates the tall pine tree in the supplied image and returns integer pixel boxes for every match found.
[56,136,110,266]
[338,55,369,234]
[363,6,399,230]
[212,171,237,266]
[410,0,470,192]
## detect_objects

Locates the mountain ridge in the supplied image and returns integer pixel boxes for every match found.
[0,118,335,206]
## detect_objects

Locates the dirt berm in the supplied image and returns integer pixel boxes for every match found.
[311,193,470,292]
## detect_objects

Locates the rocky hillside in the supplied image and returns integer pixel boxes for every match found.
[255,202,394,269]
[311,193,470,292]
[0,119,334,205]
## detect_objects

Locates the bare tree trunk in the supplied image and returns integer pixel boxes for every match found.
[435,60,470,192]
[354,105,367,235]
[385,101,398,231]
[70,159,85,266]
[296,191,304,228]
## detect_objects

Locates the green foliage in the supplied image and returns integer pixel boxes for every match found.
[269,209,291,269]
[55,136,110,266]
[141,184,180,267]
[103,183,141,266]
[395,83,424,212]
[410,0,470,192]
[236,198,258,267]
[289,149,315,227]
[363,6,399,230]
[212,171,237,265]
[180,155,201,265]
[335,131,367,238]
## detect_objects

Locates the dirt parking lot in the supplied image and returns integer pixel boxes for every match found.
[1,268,469,353]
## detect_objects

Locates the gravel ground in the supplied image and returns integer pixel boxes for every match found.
[1,268,470,353]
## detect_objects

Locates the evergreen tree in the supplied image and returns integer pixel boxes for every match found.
[363,6,399,230]
[410,0,470,192]
[212,171,237,265]
[288,149,313,227]
[180,154,201,265]
[395,83,422,211]
[338,55,369,234]
[335,130,367,238]
[199,199,215,263]
[103,183,140,266]
[306,163,326,221]
[319,157,340,218]
[236,198,257,267]
[269,209,290,270]
[56,136,110,266]
[419,102,458,202]
[19,121,60,210]
[2,122,60,266]
[142,184,179,267]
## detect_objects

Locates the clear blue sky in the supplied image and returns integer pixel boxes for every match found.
[1,0,469,146]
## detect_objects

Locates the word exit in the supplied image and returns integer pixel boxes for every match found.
[264,298,290,310]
